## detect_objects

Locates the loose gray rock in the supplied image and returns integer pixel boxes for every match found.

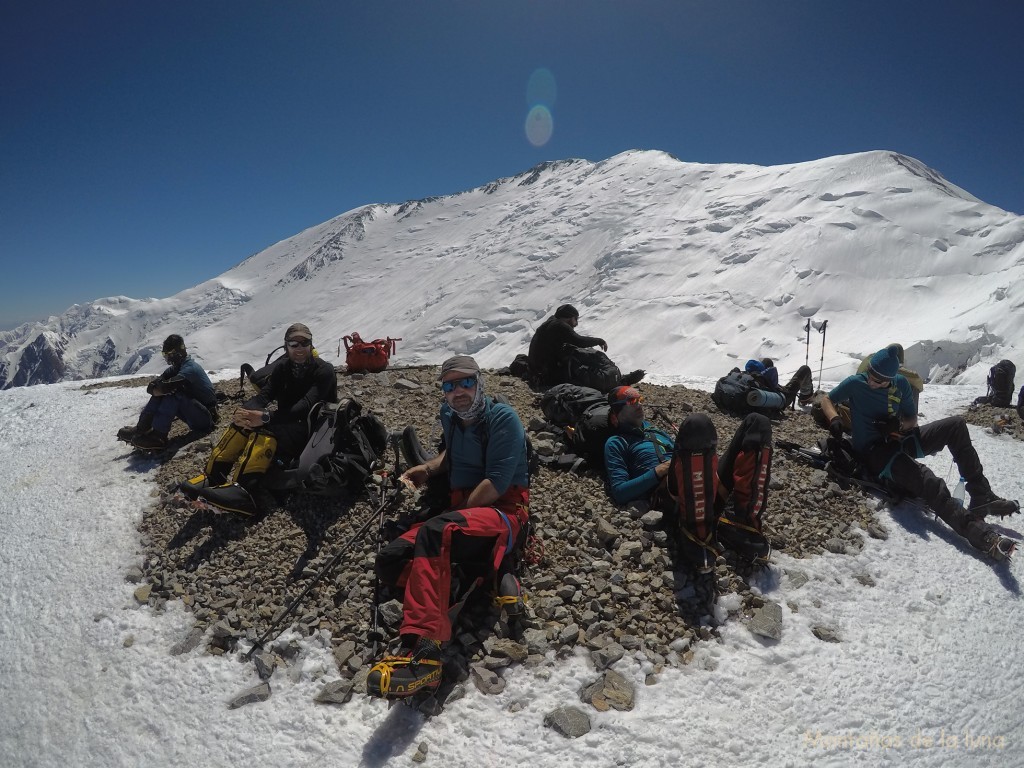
[785,569,809,589]
[748,601,783,641]
[825,538,847,554]
[169,628,204,656]
[227,681,271,709]
[543,706,592,739]
[314,679,355,705]
[591,642,625,670]
[393,378,421,391]
[639,510,663,528]
[470,664,505,695]
[580,669,635,711]
[594,517,620,547]
[812,625,842,643]
[333,639,357,670]
[377,599,404,628]
[252,651,277,681]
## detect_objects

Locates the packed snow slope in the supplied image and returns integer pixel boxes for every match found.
[3,149,1022,389]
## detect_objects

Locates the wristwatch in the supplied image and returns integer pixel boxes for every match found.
[261,410,271,425]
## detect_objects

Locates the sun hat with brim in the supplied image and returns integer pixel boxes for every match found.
[439,355,480,379]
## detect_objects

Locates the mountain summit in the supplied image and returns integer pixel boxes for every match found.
[3,149,1021,389]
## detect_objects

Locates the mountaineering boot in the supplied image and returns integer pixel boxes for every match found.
[132,431,168,451]
[618,369,646,387]
[968,492,1020,520]
[366,637,443,699]
[716,413,773,566]
[781,365,814,408]
[984,533,1016,562]
[192,481,258,516]
[495,572,527,617]
[118,412,154,443]
[666,413,721,574]
[178,473,212,499]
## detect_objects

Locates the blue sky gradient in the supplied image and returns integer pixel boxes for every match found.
[2,1,1021,329]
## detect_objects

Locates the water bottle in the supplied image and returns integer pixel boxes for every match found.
[951,477,966,508]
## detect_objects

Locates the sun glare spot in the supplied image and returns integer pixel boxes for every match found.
[525,105,553,147]
[527,68,557,107]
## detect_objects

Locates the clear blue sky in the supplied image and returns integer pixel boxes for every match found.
[2,1,1021,330]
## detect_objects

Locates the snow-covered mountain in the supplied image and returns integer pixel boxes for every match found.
[3,149,1022,389]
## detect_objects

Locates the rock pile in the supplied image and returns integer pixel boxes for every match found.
[102,366,891,712]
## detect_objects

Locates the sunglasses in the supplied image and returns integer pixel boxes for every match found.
[867,372,891,386]
[286,339,312,348]
[614,395,643,407]
[441,376,478,393]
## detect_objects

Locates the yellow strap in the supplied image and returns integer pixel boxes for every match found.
[718,516,761,535]
[369,655,442,697]
[494,593,529,608]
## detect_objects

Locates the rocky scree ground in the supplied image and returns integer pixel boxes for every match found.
[94,367,893,712]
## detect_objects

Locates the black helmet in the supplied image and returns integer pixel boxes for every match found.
[162,334,186,364]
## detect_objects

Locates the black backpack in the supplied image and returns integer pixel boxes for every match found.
[239,346,287,391]
[568,403,614,472]
[564,346,621,393]
[268,398,387,495]
[540,383,606,426]
[986,360,1016,407]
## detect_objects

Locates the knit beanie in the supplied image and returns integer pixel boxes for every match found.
[868,345,901,379]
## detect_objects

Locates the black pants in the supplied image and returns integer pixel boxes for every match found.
[862,416,988,509]
[862,416,991,547]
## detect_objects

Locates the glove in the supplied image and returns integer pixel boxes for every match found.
[828,416,845,439]
[876,415,902,435]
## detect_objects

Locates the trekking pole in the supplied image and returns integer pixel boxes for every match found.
[804,319,811,379]
[367,431,405,660]
[243,470,403,661]
[817,320,828,388]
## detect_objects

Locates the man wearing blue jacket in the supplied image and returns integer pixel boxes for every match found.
[368,355,530,700]
[604,386,774,570]
[821,344,1018,560]
[119,334,217,450]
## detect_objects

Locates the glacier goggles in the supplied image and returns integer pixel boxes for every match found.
[286,338,312,348]
[441,376,478,393]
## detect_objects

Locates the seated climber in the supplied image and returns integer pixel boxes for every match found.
[118,334,218,450]
[179,323,337,516]
[527,304,643,391]
[821,344,1018,561]
[856,342,924,414]
[604,385,774,572]
[367,355,530,700]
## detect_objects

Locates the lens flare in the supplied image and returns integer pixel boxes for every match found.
[526,68,557,107]
[525,105,553,147]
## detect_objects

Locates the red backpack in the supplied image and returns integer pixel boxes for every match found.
[342,333,400,373]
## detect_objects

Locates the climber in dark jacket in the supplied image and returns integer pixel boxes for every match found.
[527,304,608,387]
[118,334,218,450]
[179,323,337,516]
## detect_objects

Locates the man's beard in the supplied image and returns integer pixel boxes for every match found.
[451,375,486,421]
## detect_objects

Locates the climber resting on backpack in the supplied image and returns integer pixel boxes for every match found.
[745,358,815,408]
[821,344,1018,561]
[118,334,218,450]
[527,304,644,391]
[367,355,530,700]
[603,386,774,572]
[179,323,338,516]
